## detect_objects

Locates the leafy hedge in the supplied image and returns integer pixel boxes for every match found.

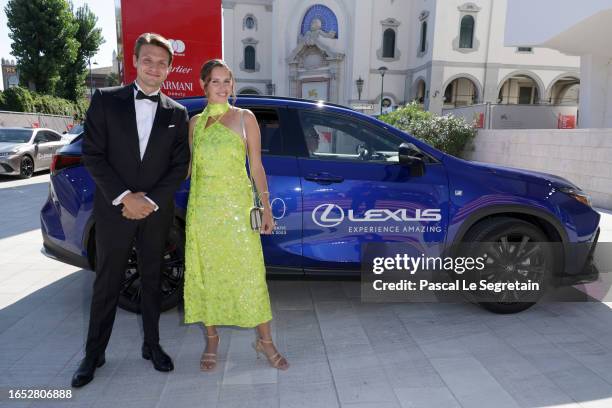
[379,102,476,157]
[0,86,88,120]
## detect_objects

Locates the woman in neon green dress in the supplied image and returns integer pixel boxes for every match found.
[184,59,288,371]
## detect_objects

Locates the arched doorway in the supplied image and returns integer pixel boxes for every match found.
[498,73,543,104]
[413,78,426,105]
[443,77,480,107]
[548,76,580,105]
[238,87,261,95]
[380,96,394,114]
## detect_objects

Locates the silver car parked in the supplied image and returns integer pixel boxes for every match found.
[0,127,69,178]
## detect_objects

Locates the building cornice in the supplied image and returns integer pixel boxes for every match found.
[222,0,273,9]
[235,78,272,84]
[407,59,578,72]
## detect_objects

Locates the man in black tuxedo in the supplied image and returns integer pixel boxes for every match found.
[72,33,189,388]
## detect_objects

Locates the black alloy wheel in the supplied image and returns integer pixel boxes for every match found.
[19,155,34,178]
[118,220,185,313]
[463,217,554,314]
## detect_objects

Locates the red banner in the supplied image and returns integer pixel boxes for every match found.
[474,112,485,129]
[118,0,222,98]
[557,114,576,129]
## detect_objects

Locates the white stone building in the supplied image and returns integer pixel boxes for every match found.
[505,0,612,128]
[222,0,581,115]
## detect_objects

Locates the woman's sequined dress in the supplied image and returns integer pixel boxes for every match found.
[184,112,272,327]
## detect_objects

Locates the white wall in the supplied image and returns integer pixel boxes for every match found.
[505,0,612,47]
[426,0,579,113]
[224,2,273,94]
[350,0,373,102]
[222,0,583,115]
[364,0,412,105]
[431,0,576,65]
[505,0,612,128]
[579,54,612,128]
[464,129,612,208]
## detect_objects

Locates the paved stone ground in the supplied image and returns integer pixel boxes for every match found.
[1,173,612,408]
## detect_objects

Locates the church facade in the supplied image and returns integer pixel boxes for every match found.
[222,0,580,115]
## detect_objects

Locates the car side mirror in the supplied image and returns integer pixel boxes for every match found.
[398,143,425,177]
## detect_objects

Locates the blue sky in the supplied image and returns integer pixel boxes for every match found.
[0,0,117,90]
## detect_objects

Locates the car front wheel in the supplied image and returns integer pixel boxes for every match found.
[117,219,185,313]
[462,217,554,314]
[19,155,34,178]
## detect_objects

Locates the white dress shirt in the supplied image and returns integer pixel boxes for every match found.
[112,82,160,211]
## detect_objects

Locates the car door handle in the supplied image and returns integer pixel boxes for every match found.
[304,173,344,184]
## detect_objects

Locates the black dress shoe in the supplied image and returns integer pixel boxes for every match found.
[142,343,174,372]
[71,354,105,388]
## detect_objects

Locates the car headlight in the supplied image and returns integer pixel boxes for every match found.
[0,151,16,157]
[558,187,592,207]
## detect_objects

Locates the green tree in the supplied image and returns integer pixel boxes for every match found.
[0,86,88,118]
[58,4,105,101]
[106,72,121,87]
[5,0,79,94]
[1,86,35,112]
[379,102,476,157]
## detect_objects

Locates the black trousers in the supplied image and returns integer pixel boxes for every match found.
[84,207,172,358]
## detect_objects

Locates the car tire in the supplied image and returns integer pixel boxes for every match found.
[462,217,554,314]
[117,219,185,313]
[19,155,34,179]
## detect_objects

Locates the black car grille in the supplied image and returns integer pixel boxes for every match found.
[1,163,14,172]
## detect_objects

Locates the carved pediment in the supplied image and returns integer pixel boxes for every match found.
[381,18,401,27]
[287,39,343,66]
[458,2,481,13]
[304,50,325,69]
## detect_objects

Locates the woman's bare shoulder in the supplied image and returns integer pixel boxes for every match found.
[235,107,257,125]
[227,106,255,121]
[189,113,201,125]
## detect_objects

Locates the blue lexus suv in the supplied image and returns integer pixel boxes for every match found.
[41,95,600,314]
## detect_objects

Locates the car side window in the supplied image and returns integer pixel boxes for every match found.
[244,107,284,156]
[46,132,62,142]
[189,106,284,156]
[297,110,406,163]
[34,132,48,143]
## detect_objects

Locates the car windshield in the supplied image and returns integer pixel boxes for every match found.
[0,129,32,143]
[67,124,83,134]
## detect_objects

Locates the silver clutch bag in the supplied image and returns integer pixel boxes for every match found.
[250,206,263,230]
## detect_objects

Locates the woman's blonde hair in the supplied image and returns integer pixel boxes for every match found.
[200,59,236,104]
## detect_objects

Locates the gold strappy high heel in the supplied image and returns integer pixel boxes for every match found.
[253,338,289,370]
[200,334,219,371]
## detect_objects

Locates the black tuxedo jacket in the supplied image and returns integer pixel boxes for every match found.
[82,84,189,217]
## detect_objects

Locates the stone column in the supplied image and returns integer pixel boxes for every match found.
[482,65,500,104]
[579,53,612,128]
[426,65,445,115]
[329,66,338,103]
[288,69,299,98]
[222,4,235,68]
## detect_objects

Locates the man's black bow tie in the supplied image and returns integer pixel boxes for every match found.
[135,90,160,102]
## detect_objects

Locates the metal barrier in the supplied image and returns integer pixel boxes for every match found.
[443,103,578,129]
[0,111,77,133]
